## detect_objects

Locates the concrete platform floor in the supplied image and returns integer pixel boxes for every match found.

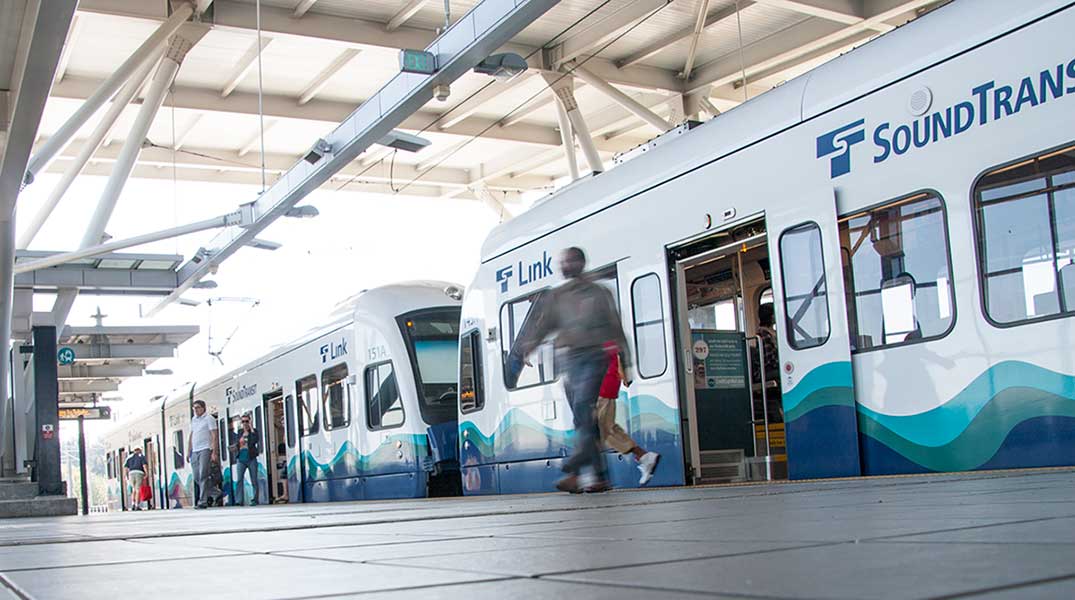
[2,469,1075,599]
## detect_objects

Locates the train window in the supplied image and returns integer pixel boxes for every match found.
[631,273,667,378]
[296,375,319,435]
[173,430,185,470]
[321,363,351,430]
[459,329,484,413]
[974,144,1075,326]
[398,308,461,426]
[366,361,404,430]
[107,453,114,479]
[779,222,831,349]
[499,291,556,390]
[839,191,955,351]
[284,395,296,448]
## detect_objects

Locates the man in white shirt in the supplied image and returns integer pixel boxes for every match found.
[187,400,220,509]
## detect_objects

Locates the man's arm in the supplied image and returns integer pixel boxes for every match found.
[186,431,192,461]
[511,290,555,360]
[209,421,220,461]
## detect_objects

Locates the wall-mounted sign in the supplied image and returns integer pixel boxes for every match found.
[57,347,76,365]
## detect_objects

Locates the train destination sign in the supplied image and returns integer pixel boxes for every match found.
[58,406,112,421]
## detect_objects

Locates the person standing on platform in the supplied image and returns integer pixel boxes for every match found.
[597,342,660,485]
[231,413,261,506]
[123,447,147,511]
[187,400,219,509]
[507,247,633,494]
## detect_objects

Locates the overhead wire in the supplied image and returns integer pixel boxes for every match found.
[735,0,749,102]
[256,0,267,192]
[389,0,666,197]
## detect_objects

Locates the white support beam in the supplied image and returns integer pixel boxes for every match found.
[57,364,145,379]
[500,82,586,128]
[292,0,319,18]
[59,380,120,395]
[546,0,670,68]
[298,48,360,105]
[681,0,711,80]
[439,73,532,130]
[415,140,468,171]
[444,147,563,199]
[754,0,892,31]
[570,65,672,133]
[387,0,429,32]
[221,35,273,97]
[360,146,394,168]
[173,113,204,151]
[553,100,579,181]
[237,119,277,157]
[615,2,755,69]
[472,182,514,222]
[53,14,81,85]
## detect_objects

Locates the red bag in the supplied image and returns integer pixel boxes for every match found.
[139,481,152,502]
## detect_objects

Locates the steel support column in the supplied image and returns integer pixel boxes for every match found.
[24,2,195,184]
[553,101,580,181]
[543,73,602,174]
[570,65,672,133]
[31,326,61,495]
[17,47,164,249]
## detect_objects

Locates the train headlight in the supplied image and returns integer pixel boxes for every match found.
[444,285,463,301]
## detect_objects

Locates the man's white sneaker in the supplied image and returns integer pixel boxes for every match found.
[637,452,660,485]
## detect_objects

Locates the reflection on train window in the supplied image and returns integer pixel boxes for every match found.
[399,308,461,425]
[173,430,185,469]
[284,395,296,448]
[366,361,404,429]
[974,144,1075,326]
[839,191,955,351]
[688,297,738,331]
[631,273,667,378]
[779,222,830,349]
[107,454,114,479]
[295,375,319,435]
[499,292,555,390]
[459,330,484,413]
[321,363,350,430]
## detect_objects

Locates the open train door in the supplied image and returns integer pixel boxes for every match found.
[767,186,861,479]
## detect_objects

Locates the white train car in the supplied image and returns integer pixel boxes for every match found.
[458,0,1075,494]
[104,281,463,509]
[102,399,166,511]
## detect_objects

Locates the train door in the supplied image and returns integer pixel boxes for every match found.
[218,412,232,505]
[765,187,861,479]
[295,374,319,502]
[117,448,128,510]
[284,392,302,503]
[143,438,157,510]
[263,392,288,504]
[671,218,786,483]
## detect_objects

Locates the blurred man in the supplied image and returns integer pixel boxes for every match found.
[508,247,633,493]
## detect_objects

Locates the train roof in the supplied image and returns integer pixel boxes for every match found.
[480,0,1064,262]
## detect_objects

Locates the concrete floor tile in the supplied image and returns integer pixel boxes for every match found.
[959,577,1075,599]
[0,539,239,571]
[885,517,1075,544]
[3,553,497,600]
[278,536,579,563]
[554,541,1075,599]
[323,578,724,599]
[134,529,457,552]
[371,539,810,577]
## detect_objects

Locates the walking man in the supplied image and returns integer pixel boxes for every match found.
[187,400,219,509]
[231,413,261,506]
[123,447,147,511]
[507,247,633,493]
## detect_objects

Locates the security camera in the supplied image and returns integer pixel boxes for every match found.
[434,84,450,102]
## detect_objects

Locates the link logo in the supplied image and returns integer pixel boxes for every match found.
[495,251,554,295]
[495,265,514,293]
[320,338,348,363]
[816,119,866,178]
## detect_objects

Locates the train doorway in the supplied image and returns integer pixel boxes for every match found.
[670,217,787,484]
[263,391,288,504]
[143,438,157,510]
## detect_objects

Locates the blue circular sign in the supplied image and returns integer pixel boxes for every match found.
[57,347,76,366]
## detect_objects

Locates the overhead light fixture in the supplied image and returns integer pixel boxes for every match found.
[474,53,528,82]
[193,280,218,289]
[377,130,432,153]
[433,83,450,102]
[145,368,173,375]
[399,49,437,75]
[247,238,282,251]
[304,138,333,165]
[177,298,202,307]
[285,205,320,219]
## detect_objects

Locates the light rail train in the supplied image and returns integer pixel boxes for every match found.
[457,0,1075,494]
[104,281,463,509]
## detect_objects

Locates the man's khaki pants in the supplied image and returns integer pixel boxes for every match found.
[596,396,636,454]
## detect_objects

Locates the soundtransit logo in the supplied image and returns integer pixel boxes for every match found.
[816,119,865,178]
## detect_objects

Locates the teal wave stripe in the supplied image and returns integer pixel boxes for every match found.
[782,361,854,421]
[461,394,680,459]
[861,386,1075,471]
[858,361,1075,447]
[303,435,426,480]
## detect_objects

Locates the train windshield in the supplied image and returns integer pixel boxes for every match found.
[398,307,461,425]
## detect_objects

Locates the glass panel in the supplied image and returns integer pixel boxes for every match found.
[296,375,318,434]
[501,293,555,390]
[284,396,296,448]
[689,298,738,331]
[400,308,461,425]
[780,223,830,349]
[974,145,1075,325]
[840,193,955,350]
[321,364,350,429]
[366,362,404,429]
[631,274,667,378]
[459,331,484,413]
[172,431,185,470]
